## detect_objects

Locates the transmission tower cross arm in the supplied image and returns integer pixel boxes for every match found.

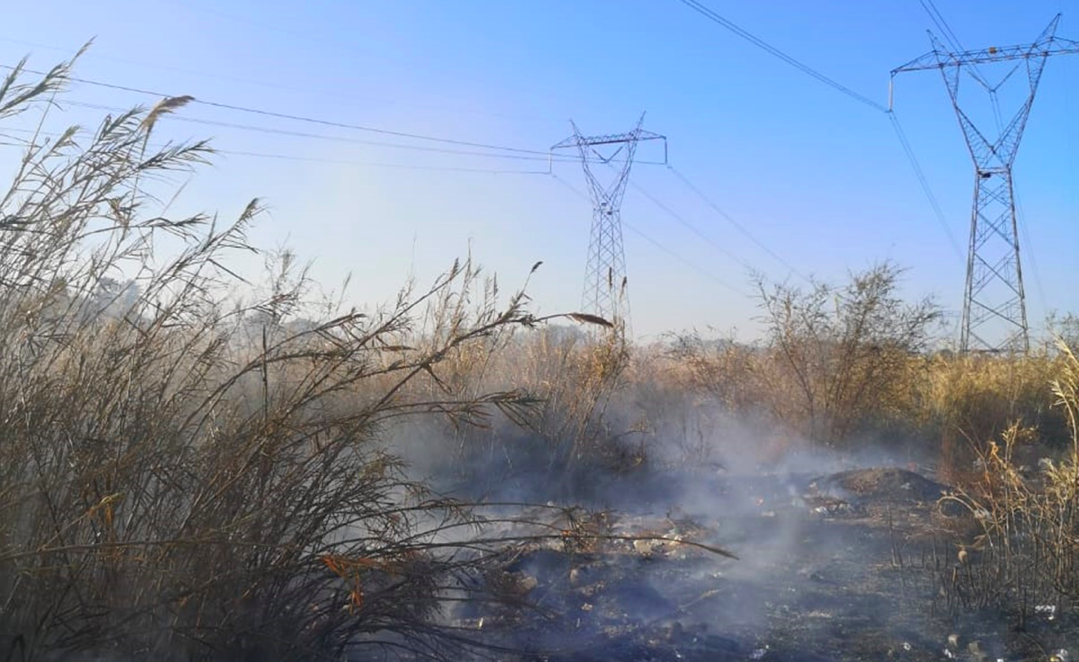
[892,13,1078,74]
[551,130,667,154]
[893,39,1079,73]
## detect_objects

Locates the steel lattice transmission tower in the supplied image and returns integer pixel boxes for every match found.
[892,15,1079,353]
[551,116,666,329]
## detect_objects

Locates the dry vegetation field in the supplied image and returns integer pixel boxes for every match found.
[3,55,1079,661]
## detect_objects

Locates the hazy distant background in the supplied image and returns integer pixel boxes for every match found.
[1,0,1075,341]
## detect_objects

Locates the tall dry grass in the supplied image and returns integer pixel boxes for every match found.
[0,53,609,661]
[926,343,1079,623]
[920,351,1067,483]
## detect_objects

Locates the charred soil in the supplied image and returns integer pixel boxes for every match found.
[456,467,1079,661]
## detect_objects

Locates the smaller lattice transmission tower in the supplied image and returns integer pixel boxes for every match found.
[551,116,666,329]
[892,15,1079,353]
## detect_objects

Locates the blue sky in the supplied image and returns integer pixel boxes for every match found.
[1,0,1076,342]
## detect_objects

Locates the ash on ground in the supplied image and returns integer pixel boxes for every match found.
[450,467,1077,661]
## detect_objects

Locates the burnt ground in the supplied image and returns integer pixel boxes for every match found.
[454,467,1079,662]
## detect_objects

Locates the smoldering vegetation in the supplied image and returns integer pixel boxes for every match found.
[388,307,1079,661]
[3,53,1079,662]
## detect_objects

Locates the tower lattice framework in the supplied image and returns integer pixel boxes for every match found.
[893,15,1079,352]
[551,116,665,329]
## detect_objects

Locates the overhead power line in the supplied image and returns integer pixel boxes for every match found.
[220,150,550,175]
[0,62,554,157]
[887,111,964,259]
[918,0,965,56]
[622,220,748,297]
[1014,194,1049,316]
[666,165,807,281]
[0,126,552,175]
[674,0,888,113]
[592,160,763,278]
[914,1,1004,130]
[915,0,993,92]
[1067,57,1078,230]
[63,100,654,166]
[626,179,754,274]
[2,65,667,168]
[673,0,976,261]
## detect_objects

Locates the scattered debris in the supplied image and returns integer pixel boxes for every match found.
[633,538,661,557]
[806,495,856,516]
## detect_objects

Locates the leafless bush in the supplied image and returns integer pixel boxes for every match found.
[665,330,763,416]
[754,262,940,445]
[668,264,940,449]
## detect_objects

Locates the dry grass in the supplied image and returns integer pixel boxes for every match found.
[410,323,637,499]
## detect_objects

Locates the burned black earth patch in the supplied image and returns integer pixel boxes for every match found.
[449,467,1078,661]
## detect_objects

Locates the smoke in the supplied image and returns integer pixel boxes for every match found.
[377,366,964,660]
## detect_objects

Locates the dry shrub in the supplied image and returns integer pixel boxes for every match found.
[754,262,940,445]
[662,332,801,465]
[668,263,939,451]
[522,328,632,469]
[667,266,1073,478]
[664,331,763,415]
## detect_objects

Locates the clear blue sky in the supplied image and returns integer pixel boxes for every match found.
[2,0,1076,342]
